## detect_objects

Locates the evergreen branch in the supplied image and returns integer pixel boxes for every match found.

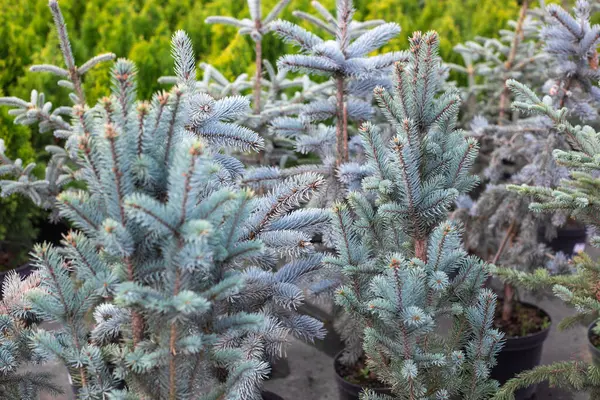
[494,361,597,400]
[29,64,69,77]
[48,0,85,104]
[292,11,335,35]
[271,19,324,51]
[78,53,116,75]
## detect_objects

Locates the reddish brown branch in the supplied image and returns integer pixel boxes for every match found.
[253,34,262,114]
[491,220,518,322]
[335,77,348,165]
[498,0,529,125]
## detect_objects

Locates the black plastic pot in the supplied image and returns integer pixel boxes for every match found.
[543,225,587,255]
[262,390,285,400]
[491,302,551,400]
[300,302,344,358]
[334,351,390,400]
[70,374,126,396]
[587,320,600,367]
[71,375,284,399]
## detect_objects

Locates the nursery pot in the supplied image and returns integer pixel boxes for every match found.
[587,320,600,367]
[334,351,390,400]
[71,377,283,399]
[491,302,551,400]
[69,373,126,396]
[262,390,285,400]
[543,225,587,255]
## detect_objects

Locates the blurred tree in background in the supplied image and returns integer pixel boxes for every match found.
[0,0,550,268]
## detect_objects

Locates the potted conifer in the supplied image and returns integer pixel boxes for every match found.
[0,1,331,398]
[451,2,600,397]
[328,31,503,400]
[238,0,406,360]
[0,0,114,285]
[243,0,404,202]
[492,79,600,397]
[0,270,62,398]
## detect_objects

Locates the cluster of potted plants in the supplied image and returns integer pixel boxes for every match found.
[2,0,600,399]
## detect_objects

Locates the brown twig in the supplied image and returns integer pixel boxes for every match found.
[335,77,348,165]
[492,220,518,322]
[253,29,262,114]
[498,0,529,125]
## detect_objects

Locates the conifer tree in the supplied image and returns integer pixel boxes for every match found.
[449,0,545,122]
[540,0,600,120]
[452,0,600,324]
[0,1,329,398]
[0,271,62,399]
[488,81,600,399]
[0,0,114,212]
[329,31,503,399]
[206,0,292,114]
[271,0,404,165]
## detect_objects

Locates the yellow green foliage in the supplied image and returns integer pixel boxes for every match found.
[0,0,528,103]
[0,107,43,268]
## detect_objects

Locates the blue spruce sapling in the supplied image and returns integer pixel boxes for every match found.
[206,0,292,114]
[0,1,329,398]
[0,271,62,399]
[489,81,600,400]
[271,0,403,165]
[454,0,600,325]
[26,35,327,400]
[329,31,503,399]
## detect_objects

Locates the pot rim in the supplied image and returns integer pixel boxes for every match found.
[0,262,33,277]
[333,350,389,391]
[498,299,552,341]
[261,390,285,400]
[587,319,600,344]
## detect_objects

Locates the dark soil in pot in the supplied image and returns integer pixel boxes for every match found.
[587,320,600,367]
[334,351,390,400]
[491,300,551,400]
